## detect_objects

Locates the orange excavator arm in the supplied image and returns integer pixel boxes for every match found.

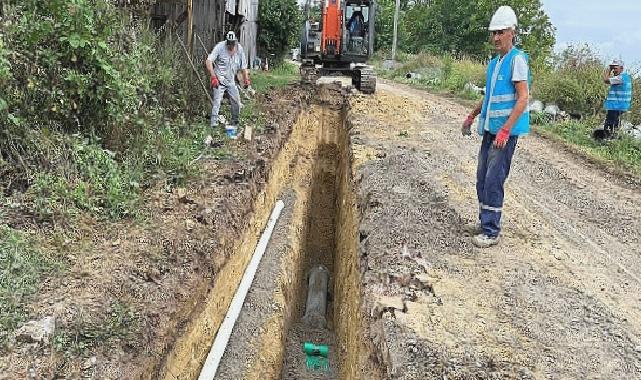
[321,0,342,55]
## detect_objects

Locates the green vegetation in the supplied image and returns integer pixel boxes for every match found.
[0,225,63,347]
[53,301,141,356]
[533,45,641,125]
[258,0,302,62]
[0,1,226,223]
[533,45,641,127]
[0,0,299,225]
[534,45,615,117]
[373,52,485,100]
[537,120,641,175]
[251,62,299,93]
[26,135,140,221]
[1,0,193,140]
[375,0,555,66]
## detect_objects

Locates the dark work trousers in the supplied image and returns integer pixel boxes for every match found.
[604,110,623,133]
[476,131,519,238]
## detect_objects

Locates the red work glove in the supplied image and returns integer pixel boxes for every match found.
[461,114,475,136]
[243,78,251,89]
[210,75,219,89]
[493,127,511,149]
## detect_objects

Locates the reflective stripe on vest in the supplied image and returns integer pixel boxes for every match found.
[478,47,530,136]
[604,73,632,111]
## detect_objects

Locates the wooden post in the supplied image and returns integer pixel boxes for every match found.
[391,0,400,61]
[186,0,194,54]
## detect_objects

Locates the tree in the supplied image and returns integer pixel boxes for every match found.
[377,0,555,64]
[258,0,301,62]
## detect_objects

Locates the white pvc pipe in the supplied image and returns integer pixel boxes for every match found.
[198,200,285,380]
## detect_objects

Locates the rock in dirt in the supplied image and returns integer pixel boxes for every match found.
[196,207,214,225]
[176,188,192,203]
[371,295,405,317]
[15,316,55,344]
[82,356,97,370]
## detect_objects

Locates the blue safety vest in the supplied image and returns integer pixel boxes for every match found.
[478,47,530,136]
[604,73,632,111]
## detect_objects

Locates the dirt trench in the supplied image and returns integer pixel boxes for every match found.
[158,83,378,380]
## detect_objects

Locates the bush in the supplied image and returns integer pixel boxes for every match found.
[2,0,132,134]
[0,1,210,220]
[373,52,485,99]
[535,75,586,114]
[258,0,302,62]
[444,57,486,93]
[25,134,140,220]
[0,0,204,151]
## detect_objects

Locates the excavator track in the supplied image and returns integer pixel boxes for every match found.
[354,66,376,94]
[300,61,319,84]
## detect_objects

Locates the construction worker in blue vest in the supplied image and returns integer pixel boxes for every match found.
[600,59,633,139]
[461,5,530,248]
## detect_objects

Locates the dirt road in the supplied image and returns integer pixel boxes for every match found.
[352,81,641,379]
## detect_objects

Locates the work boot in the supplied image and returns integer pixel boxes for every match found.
[472,234,500,248]
[461,222,482,236]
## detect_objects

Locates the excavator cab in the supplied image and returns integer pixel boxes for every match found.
[343,3,374,59]
[300,0,377,93]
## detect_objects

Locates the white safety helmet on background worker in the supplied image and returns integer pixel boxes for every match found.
[489,5,518,31]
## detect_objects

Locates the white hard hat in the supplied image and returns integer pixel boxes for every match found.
[610,58,624,67]
[489,6,518,31]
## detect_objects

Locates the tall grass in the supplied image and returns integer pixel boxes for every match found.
[538,119,641,175]
[251,62,299,93]
[372,51,485,100]
[0,225,63,347]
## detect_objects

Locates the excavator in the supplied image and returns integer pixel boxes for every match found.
[299,0,376,94]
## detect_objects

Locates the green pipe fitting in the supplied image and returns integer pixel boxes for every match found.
[303,342,329,358]
[303,342,330,371]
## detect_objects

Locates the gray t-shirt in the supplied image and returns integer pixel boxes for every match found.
[511,55,529,82]
[208,41,247,86]
[484,52,529,131]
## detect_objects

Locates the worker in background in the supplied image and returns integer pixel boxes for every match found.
[461,5,530,248]
[599,59,633,139]
[205,31,250,140]
[347,8,365,37]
